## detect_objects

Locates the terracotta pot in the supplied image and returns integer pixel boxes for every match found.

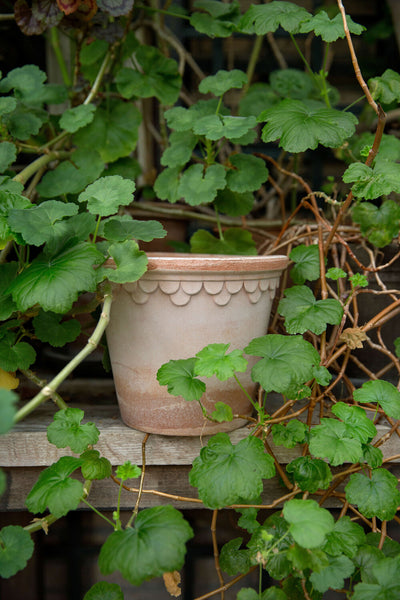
[106,253,288,435]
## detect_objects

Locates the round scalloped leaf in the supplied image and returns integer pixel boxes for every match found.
[59,103,96,133]
[199,69,247,97]
[0,64,46,95]
[194,343,247,381]
[47,408,99,453]
[238,1,311,35]
[189,228,257,255]
[345,469,400,521]
[310,554,355,593]
[226,154,268,193]
[0,97,17,117]
[0,263,18,319]
[80,450,112,481]
[98,506,193,585]
[78,176,135,216]
[300,11,364,42]
[323,516,366,558]
[0,526,34,578]
[101,216,166,243]
[214,188,254,217]
[271,420,307,449]
[0,142,17,173]
[190,0,240,38]
[352,200,400,247]
[83,581,124,600]
[0,339,36,372]
[278,285,343,335]
[283,499,334,549]
[160,130,198,168]
[8,200,78,246]
[0,389,18,434]
[100,240,147,284]
[157,357,206,402]
[353,379,400,419]
[115,461,142,482]
[190,433,275,508]
[352,556,400,600]
[154,166,181,203]
[331,402,376,443]
[289,244,320,284]
[343,161,400,200]
[309,418,363,466]
[219,538,251,576]
[178,164,226,206]
[286,456,332,493]
[369,69,400,104]
[270,69,314,100]
[4,106,45,141]
[33,311,81,347]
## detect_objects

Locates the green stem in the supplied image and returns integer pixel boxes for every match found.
[215,208,224,241]
[244,35,263,95]
[234,374,258,411]
[24,514,59,534]
[49,27,71,87]
[289,33,315,79]
[81,498,116,528]
[12,151,70,185]
[114,480,124,530]
[134,3,190,19]
[343,94,366,112]
[84,51,112,105]
[21,370,68,410]
[92,215,102,244]
[14,289,112,423]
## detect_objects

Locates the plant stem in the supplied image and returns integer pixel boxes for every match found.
[84,51,112,105]
[233,374,258,411]
[81,498,116,528]
[127,433,150,527]
[49,28,71,87]
[243,35,263,94]
[12,151,70,185]
[14,289,112,423]
[21,370,68,410]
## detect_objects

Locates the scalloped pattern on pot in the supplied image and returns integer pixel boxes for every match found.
[124,276,281,306]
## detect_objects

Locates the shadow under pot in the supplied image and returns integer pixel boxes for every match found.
[106,253,288,436]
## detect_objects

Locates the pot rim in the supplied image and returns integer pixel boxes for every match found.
[145,252,288,273]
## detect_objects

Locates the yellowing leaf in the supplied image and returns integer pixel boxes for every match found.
[163,571,181,597]
[0,368,19,390]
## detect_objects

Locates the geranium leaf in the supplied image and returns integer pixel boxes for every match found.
[0,263,18,319]
[194,343,247,381]
[239,83,278,117]
[226,154,268,193]
[199,69,247,96]
[98,506,193,585]
[219,538,251,575]
[353,379,400,419]
[100,216,166,243]
[309,418,363,466]
[211,402,233,422]
[59,103,96,133]
[189,228,257,255]
[331,402,376,443]
[352,200,400,247]
[33,311,81,347]
[310,554,355,593]
[193,114,256,141]
[345,469,400,520]
[80,450,112,481]
[4,105,46,140]
[178,164,226,205]
[286,456,332,493]
[8,200,78,246]
[0,97,17,116]
[343,161,400,200]
[0,526,34,578]
[323,516,366,558]
[278,285,343,335]
[100,240,147,284]
[83,581,124,600]
[362,444,383,469]
[0,192,30,247]
[0,338,36,371]
[78,176,135,217]
[214,189,254,217]
[369,69,400,104]
[0,389,18,434]
[0,142,17,172]
[26,456,84,518]
[259,99,357,152]
[300,11,364,42]
[74,100,142,163]
[160,130,198,168]
[238,1,311,35]
[154,166,181,203]
[269,68,314,100]
[9,241,103,313]
[115,461,141,481]
[245,334,320,397]
[157,358,206,401]
[283,499,334,548]
[271,420,307,449]
[36,149,104,198]
[312,365,332,386]
[190,0,240,38]
[289,244,320,284]
[47,408,100,453]
[0,64,46,95]
[189,433,275,508]
[352,556,400,600]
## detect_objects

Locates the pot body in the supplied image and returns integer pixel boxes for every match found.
[106,254,288,435]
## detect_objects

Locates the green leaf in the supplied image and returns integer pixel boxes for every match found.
[259,99,357,152]
[310,554,355,593]
[248,514,292,578]
[278,285,343,335]
[283,499,334,549]
[199,69,248,96]
[160,130,198,168]
[33,311,81,347]
[78,175,135,217]
[0,263,18,320]
[59,103,96,133]
[238,2,311,35]
[80,450,112,481]
[239,83,279,117]
[26,456,84,518]
[289,244,320,284]
[286,456,332,493]
[47,408,100,453]
[219,537,251,575]
[194,343,247,381]
[331,402,376,443]
[0,526,34,578]
[237,588,258,600]
[83,581,124,600]
[157,358,206,401]
[365,532,400,558]
[0,469,5,496]
[0,64,46,95]
[193,114,256,141]
[100,240,147,284]
[0,338,36,371]
[36,149,105,198]
[237,508,260,534]
[350,273,369,288]
[300,11,364,42]
[165,99,227,131]
[115,46,181,105]
[0,389,17,434]
[8,200,78,246]
[353,379,400,419]
[226,154,268,193]
[312,365,332,386]
[362,444,383,469]
[214,188,254,217]
[271,420,307,448]
[369,69,400,104]
[178,164,226,205]
[326,267,347,280]
[323,516,366,558]
[190,0,240,38]
[0,97,17,116]
[101,216,166,243]
[211,402,233,422]
[343,161,400,200]
[74,100,142,163]
[345,469,400,520]
[190,228,257,255]
[352,200,400,247]
[245,334,320,398]
[189,433,275,508]
[270,69,314,100]
[352,556,400,600]
[9,241,103,313]
[154,166,181,203]
[0,191,30,246]
[5,105,46,140]
[0,142,17,172]
[98,506,193,585]
[309,418,363,466]
[103,156,141,181]
[115,461,142,481]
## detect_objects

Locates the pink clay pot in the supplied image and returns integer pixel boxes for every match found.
[106,253,288,436]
